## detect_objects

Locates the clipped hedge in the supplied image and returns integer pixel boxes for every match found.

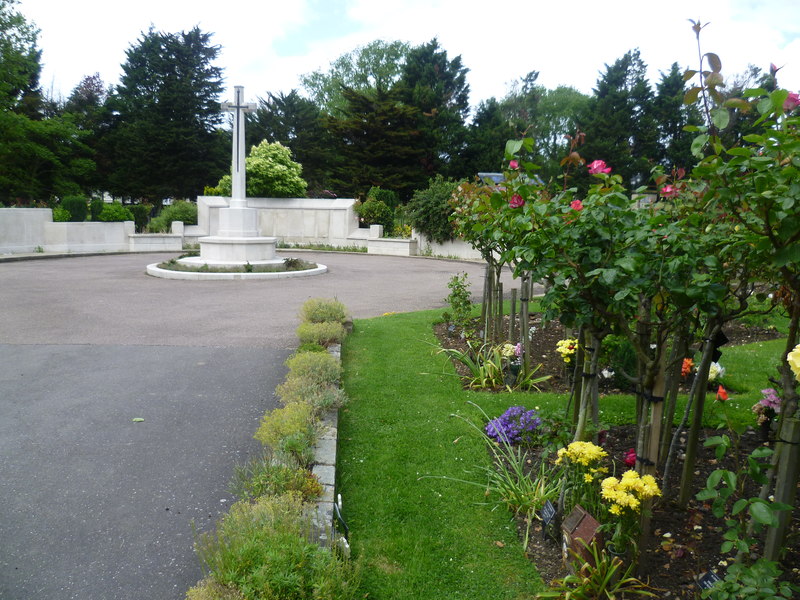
[61,195,89,222]
[98,202,134,222]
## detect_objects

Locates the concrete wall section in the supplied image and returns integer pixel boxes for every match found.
[0,208,52,253]
[412,230,483,260]
[43,221,134,253]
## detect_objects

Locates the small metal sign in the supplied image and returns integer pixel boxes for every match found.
[698,570,723,590]
[541,499,557,541]
[541,500,556,525]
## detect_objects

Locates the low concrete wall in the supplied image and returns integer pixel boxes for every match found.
[128,233,183,252]
[0,208,52,253]
[412,230,483,260]
[44,221,134,253]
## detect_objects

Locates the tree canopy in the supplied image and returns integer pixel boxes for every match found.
[104,26,227,202]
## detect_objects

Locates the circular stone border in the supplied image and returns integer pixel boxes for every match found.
[146,262,328,280]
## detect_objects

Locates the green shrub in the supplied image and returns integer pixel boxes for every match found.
[295,342,327,354]
[254,402,314,450]
[354,198,393,230]
[406,175,460,244]
[61,195,89,222]
[194,494,362,600]
[216,141,307,198]
[296,321,345,347]
[367,186,399,210]
[185,578,245,600]
[98,202,134,222]
[148,200,197,232]
[275,377,348,413]
[90,197,104,221]
[601,335,637,391]
[230,452,323,502]
[299,297,347,324]
[127,204,152,232]
[52,206,70,222]
[284,351,341,386]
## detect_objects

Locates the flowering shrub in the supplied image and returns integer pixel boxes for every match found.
[485,406,542,445]
[752,388,782,425]
[600,470,661,550]
[557,441,609,516]
[556,441,608,467]
[556,338,579,364]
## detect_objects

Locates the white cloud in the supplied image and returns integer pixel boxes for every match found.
[18,0,800,106]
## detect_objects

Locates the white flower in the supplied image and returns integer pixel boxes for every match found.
[601,368,615,379]
[708,362,725,382]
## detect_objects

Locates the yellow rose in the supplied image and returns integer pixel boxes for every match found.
[788,344,800,380]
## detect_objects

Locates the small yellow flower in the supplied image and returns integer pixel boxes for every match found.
[584,473,594,483]
[788,344,800,380]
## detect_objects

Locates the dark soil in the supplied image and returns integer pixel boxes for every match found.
[433,317,798,596]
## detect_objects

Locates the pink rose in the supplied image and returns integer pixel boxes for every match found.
[509,160,519,169]
[661,184,678,198]
[784,92,800,111]
[570,199,583,211]
[509,194,524,208]
[587,159,611,174]
[624,448,636,467]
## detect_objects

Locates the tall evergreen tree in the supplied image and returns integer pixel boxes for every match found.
[105,27,227,202]
[579,49,658,188]
[247,90,332,194]
[500,70,543,136]
[325,86,427,200]
[653,63,702,172]
[461,98,516,176]
[397,38,470,179]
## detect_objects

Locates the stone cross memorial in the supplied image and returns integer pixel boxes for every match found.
[221,86,256,205]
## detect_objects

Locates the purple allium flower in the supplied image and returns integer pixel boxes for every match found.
[485,406,542,445]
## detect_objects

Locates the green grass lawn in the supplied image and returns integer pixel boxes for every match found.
[338,307,789,598]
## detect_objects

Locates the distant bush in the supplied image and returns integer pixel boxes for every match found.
[193,494,362,600]
[98,202,134,222]
[367,186,399,210]
[406,175,460,244]
[300,297,347,324]
[89,198,104,221]
[127,204,152,232]
[217,141,307,198]
[296,321,345,347]
[61,195,89,222]
[284,351,341,386]
[148,200,197,232]
[52,206,70,222]
[354,198,393,231]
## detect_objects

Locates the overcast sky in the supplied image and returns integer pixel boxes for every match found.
[17,0,800,111]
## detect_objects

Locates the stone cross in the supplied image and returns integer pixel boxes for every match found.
[221,86,256,203]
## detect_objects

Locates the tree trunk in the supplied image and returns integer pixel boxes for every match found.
[678,319,722,507]
[660,328,690,469]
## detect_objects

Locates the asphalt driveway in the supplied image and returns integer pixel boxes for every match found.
[0,251,505,600]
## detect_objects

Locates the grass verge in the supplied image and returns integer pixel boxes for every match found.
[339,309,543,599]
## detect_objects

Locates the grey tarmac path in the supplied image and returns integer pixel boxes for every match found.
[0,252,517,600]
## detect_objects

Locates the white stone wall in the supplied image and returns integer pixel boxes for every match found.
[44,221,134,253]
[196,196,360,247]
[411,230,483,261]
[0,208,52,253]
